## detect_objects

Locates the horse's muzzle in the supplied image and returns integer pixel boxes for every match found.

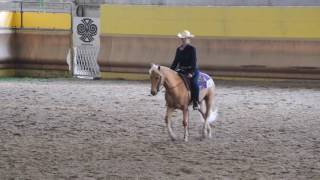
[151,90,157,96]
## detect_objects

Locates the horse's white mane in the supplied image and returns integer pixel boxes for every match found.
[148,64,160,74]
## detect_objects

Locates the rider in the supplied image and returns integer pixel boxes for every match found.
[170,30,199,110]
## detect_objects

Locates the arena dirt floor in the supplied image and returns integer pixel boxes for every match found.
[0,78,319,180]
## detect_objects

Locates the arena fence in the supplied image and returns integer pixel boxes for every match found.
[0,1,101,79]
[0,1,72,30]
[98,5,320,80]
[1,2,320,79]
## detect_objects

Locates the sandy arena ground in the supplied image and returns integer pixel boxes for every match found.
[0,78,319,180]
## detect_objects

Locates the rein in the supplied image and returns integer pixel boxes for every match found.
[156,76,162,92]
[154,67,185,93]
[163,79,184,91]
[162,71,191,102]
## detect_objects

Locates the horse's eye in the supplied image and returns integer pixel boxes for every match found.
[155,77,159,80]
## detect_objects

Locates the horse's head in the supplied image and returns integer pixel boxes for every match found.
[149,64,164,96]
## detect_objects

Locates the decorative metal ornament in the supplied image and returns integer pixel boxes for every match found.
[77,18,98,43]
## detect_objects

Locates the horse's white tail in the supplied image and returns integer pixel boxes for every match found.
[208,108,218,124]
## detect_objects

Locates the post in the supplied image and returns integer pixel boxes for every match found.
[20,1,23,28]
[69,3,74,77]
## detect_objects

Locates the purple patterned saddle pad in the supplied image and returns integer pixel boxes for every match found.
[179,72,214,90]
[198,72,214,90]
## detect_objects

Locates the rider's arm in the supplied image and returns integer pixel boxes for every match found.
[189,46,197,76]
[170,48,179,70]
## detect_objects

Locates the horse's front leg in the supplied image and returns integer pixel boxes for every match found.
[165,107,176,141]
[183,109,189,142]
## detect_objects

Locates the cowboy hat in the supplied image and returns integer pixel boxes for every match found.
[177,30,194,38]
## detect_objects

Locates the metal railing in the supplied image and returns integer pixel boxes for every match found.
[0,1,20,11]
[0,1,73,12]
[0,1,73,30]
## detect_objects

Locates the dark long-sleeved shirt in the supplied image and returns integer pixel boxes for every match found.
[170,44,198,75]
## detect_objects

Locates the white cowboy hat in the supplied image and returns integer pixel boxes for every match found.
[177,30,195,38]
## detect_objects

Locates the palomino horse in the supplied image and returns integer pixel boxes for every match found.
[149,64,218,142]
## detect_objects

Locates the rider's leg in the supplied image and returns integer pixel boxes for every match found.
[191,71,200,110]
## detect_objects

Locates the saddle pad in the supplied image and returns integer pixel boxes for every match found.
[199,72,214,90]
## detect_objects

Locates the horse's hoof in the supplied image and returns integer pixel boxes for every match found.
[202,132,207,139]
[184,137,188,142]
[170,135,177,141]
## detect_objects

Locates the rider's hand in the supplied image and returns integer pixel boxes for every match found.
[187,73,193,78]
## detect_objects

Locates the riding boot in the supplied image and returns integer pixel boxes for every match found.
[193,100,199,110]
[191,70,200,110]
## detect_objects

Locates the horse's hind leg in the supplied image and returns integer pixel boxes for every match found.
[182,109,189,142]
[201,98,213,139]
[206,112,212,139]
[199,101,206,123]
[198,101,208,138]
[165,107,176,141]
[205,92,214,138]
